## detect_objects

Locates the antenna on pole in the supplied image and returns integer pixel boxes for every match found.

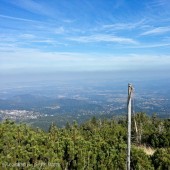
[127,83,133,170]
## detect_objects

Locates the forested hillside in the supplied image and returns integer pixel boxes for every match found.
[0,113,170,170]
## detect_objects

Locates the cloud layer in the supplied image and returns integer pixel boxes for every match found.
[0,0,170,73]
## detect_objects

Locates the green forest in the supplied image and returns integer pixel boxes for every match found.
[0,113,170,170]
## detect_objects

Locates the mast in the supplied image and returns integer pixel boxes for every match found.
[127,83,133,170]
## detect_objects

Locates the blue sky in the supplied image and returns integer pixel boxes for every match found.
[0,0,170,74]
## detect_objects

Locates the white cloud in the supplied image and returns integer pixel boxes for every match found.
[126,43,170,49]
[0,46,169,72]
[148,0,170,7]
[68,34,137,44]
[20,34,36,39]
[54,27,65,34]
[141,27,170,35]
[102,20,146,31]
[62,19,75,23]
[0,14,38,23]
[9,0,54,17]
[0,33,64,47]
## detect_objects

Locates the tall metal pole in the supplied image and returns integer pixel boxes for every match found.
[127,83,133,170]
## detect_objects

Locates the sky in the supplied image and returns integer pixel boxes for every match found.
[0,0,170,77]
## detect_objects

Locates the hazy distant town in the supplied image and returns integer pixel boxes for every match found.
[0,78,169,129]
